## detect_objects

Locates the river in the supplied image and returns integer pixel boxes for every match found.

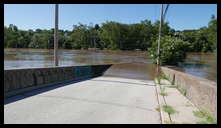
[4,48,217,82]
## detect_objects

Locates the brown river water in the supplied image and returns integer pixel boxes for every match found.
[4,48,217,83]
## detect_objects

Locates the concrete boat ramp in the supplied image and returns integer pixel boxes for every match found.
[4,63,162,124]
[4,63,204,124]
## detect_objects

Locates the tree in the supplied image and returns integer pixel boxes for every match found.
[69,23,91,49]
[94,24,100,30]
[98,21,122,50]
[5,25,20,48]
[207,15,217,49]
[148,36,191,65]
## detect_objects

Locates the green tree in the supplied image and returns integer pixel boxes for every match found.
[148,36,191,65]
[207,15,217,49]
[69,23,92,49]
[98,21,122,50]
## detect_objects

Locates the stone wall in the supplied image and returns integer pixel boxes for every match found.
[4,64,112,98]
[160,66,217,119]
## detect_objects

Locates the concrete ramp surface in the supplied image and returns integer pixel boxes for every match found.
[4,63,161,124]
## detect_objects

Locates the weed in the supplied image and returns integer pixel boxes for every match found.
[164,120,181,124]
[155,77,160,84]
[193,110,216,124]
[160,86,166,92]
[164,120,175,124]
[206,115,216,123]
[165,120,192,124]
[193,110,205,118]
[179,87,187,96]
[196,120,210,124]
[162,105,177,115]
[155,106,160,112]
[159,72,169,80]
[155,72,169,85]
[160,92,168,96]
[166,85,178,88]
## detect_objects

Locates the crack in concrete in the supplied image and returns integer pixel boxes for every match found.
[35,94,156,112]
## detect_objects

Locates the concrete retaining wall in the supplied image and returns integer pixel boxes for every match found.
[160,66,217,119]
[4,64,112,98]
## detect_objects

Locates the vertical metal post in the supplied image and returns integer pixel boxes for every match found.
[94,31,97,50]
[54,4,59,66]
[156,4,164,84]
[157,4,164,66]
[48,40,49,49]
[94,36,96,49]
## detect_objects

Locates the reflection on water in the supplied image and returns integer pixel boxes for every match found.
[177,52,217,82]
[4,48,217,82]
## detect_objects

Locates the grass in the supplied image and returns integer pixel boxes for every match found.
[165,85,178,88]
[155,106,160,112]
[160,86,166,92]
[160,92,168,96]
[159,72,169,80]
[193,110,205,118]
[164,120,177,124]
[162,105,177,115]
[179,87,187,96]
[196,121,211,124]
[159,86,168,96]
[164,120,192,124]
[193,110,216,124]
[155,72,169,85]
[155,77,161,84]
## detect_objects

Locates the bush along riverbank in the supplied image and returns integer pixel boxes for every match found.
[148,36,190,65]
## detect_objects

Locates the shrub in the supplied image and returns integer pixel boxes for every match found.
[148,36,191,65]
[193,110,216,124]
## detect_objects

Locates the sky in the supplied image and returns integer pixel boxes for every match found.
[4,4,217,31]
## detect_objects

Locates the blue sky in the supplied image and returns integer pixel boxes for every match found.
[4,4,217,31]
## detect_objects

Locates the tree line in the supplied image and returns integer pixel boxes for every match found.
[4,15,217,53]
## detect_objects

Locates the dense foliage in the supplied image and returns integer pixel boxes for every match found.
[174,15,217,52]
[148,36,191,65]
[4,19,174,50]
[4,15,217,65]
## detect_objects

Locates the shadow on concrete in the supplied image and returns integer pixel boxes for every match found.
[4,77,94,105]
